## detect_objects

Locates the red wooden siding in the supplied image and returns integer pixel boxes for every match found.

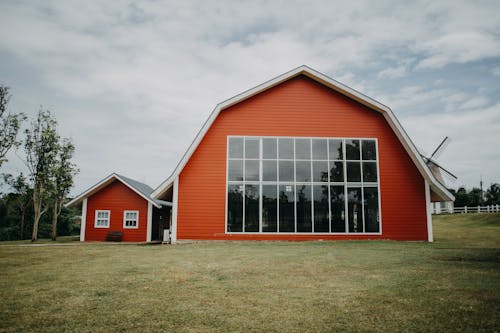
[177,75,428,241]
[85,180,148,242]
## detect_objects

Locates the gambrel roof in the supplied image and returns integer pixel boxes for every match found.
[152,65,454,202]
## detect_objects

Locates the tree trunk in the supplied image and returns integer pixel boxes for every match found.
[20,207,25,240]
[51,199,58,241]
[32,186,42,242]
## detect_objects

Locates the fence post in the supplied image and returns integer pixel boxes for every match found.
[497,204,499,213]
[487,205,490,213]
[464,206,467,213]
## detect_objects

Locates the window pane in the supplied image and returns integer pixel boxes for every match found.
[330,186,345,232]
[296,185,312,232]
[278,138,293,159]
[313,185,329,232]
[363,162,378,182]
[345,139,360,160]
[227,185,243,232]
[262,185,277,232]
[263,138,277,159]
[279,160,294,182]
[245,185,259,232]
[228,137,243,158]
[362,140,377,160]
[312,161,329,182]
[364,187,379,232]
[329,139,343,160]
[228,160,243,181]
[279,185,295,232]
[295,161,311,182]
[348,187,363,232]
[295,138,311,160]
[312,139,327,160]
[245,160,259,181]
[262,160,277,181]
[245,138,259,159]
[347,162,361,182]
[330,161,344,182]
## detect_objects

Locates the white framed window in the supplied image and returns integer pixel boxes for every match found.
[123,210,139,229]
[95,210,110,228]
[226,136,381,234]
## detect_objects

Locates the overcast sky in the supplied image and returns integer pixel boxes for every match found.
[1,0,499,195]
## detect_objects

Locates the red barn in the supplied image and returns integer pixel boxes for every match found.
[67,174,171,242]
[69,66,453,243]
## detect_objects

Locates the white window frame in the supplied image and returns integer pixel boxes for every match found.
[94,210,110,228]
[123,210,139,229]
[225,136,382,235]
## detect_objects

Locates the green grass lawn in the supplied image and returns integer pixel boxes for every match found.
[1,214,499,332]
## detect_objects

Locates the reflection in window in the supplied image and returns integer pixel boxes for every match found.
[348,188,363,232]
[330,186,345,232]
[228,137,243,158]
[312,139,328,160]
[279,138,293,159]
[346,162,361,182]
[364,187,379,232]
[345,139,360,160]
[295,161,311,182]
[313,161,329,182]
[330,161,344,182]
[279,160,294,182]
[227,185,243,232]
[363,162,378,182]
[262,185,277,232]
[362,140,377,160]
[262,160,277,181]
[245,138,259,159]
[245,160,259,181]
[296,185,312,232]
[279,185,295,232]
[263,138,277,159]
[227,136,380,234]
[295,138,311,160]
[245,185,259,232]
[228,160,243,181]
[313,185,329,232]
[329,139,343,160]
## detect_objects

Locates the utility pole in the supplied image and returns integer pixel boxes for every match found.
[480,175,484,205]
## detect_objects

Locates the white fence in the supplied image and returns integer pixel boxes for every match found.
[432,204,500,214]
[452,205,500,214]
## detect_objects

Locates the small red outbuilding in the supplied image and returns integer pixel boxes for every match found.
[68,66,454,243]
[67,174,171,242]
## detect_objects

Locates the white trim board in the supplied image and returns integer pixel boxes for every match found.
[66,173,162,209]
[151,65,454,203]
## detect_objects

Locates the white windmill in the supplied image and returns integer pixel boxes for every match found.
[420,136,458,186]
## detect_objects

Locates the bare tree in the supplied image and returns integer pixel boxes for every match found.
[24,110,59,241]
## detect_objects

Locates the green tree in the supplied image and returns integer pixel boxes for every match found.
[485,183,500,205]
[0,85,26,167]
[454,187,469,207]
[24,110,59,241]
[49,138,78,240]
[3,173,32,239]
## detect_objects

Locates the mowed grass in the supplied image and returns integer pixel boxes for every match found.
[1,214,499,332]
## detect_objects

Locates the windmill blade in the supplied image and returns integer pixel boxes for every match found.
[430,136,451,160]
[427,158,458,182]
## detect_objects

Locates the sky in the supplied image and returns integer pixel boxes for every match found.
[1,0,499,196]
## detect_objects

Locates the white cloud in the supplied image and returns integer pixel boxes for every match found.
[0,0,499,193]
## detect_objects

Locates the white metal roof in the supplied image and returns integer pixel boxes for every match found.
[151,65,454,202]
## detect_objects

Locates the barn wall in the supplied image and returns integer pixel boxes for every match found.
[85,180,148,242]
[177,75,427,241]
